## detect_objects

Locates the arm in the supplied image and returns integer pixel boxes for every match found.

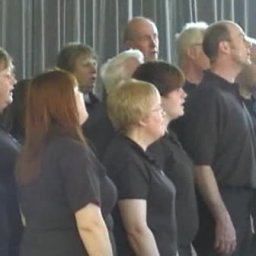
[75,203,113,256]
[195,165,236,255]
[118,199,160,256]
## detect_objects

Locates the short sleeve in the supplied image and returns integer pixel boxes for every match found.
[59,141,101,212]
[108,156,149,200]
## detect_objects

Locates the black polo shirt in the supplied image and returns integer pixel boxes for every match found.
[181,70,256,188]
[103,134,177,256]
[19,134,117,256]
[170,80,198,144]
[82,97,115,160]
[0,122,23,256]
[148,129,198,246]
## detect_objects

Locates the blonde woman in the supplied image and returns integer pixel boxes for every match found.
[103,79,178,256]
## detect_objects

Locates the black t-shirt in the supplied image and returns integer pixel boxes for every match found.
[181,70,256,187]
[171,80,197,144]
[0,123,23,256]
[82,98,115,161]
[103,134,177,256]
[148,130,198,246]
[19,134,117,256]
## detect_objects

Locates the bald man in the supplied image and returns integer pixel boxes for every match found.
[124,16,159,61]
[181,20,253,256]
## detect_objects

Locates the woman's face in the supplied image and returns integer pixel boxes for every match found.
[143,93,166,141]
[162,87,187,121]
[74,86,88,125]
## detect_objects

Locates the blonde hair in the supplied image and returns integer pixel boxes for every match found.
[107,79,159,134]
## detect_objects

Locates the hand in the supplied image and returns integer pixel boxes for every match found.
[214,213,236,255]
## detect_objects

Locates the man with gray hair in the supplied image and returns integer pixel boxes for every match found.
[172,22,210,144]
[85,49,144,160]
[101,49,144,95]
[176,21,209,92]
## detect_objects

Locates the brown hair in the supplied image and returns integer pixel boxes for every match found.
[56,43,96,72]
[16,69,85,185]
[132,61,185,96]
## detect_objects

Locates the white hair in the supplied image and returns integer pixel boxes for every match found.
[100,49,144,95]
[176,21,208,63]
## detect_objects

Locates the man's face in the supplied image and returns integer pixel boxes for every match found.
[0,61,16,112]
[72,54,97,94]
[127,20,159,61]
[191,40,210,71]
[227,24,251,67]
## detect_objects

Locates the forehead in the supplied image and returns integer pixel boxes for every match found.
[227,23,245,37]
[132,20,158,36]
[75,54,96,62]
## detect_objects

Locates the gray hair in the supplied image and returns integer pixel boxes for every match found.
[176,22,208,64]
[100,49,144,95]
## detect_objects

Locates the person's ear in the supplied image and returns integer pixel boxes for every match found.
[219,41,231,55]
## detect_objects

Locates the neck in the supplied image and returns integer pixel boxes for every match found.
[126,128,153,151]
[210,59,242,83]
[181,62,204,85]
[239,85,253,99]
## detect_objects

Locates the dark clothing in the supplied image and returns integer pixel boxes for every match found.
[181,70,256,256]
[82,94,115,160]
[182,71,256,187]
[148,130,198,255]
[183,80,197,95]
[194,187,253,256]
[0,121,23,256]
[241,95,256,255]
[103,135,177,256]
[19,134,117,256]
[171,80,197,145]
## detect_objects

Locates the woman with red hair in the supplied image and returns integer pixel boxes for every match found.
[16,69,116,256]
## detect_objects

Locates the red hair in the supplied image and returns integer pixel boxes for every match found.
[16,69,85,184]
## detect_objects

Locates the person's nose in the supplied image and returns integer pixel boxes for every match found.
[181,88,187,99]
[150,36,158,48]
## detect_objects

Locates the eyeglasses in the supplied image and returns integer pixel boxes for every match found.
[150,106,166,116]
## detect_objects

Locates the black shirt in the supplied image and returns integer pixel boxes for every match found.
[148,129,198,246]
[0,121,23,256]
[82,95,115,160]
[103,134,177,256]
[19,134,117,256]
[171,80,197,144]
[181,70,256,187]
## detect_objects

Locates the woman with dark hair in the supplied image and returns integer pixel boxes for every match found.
[16,70,116,256]
[133,61,198,256]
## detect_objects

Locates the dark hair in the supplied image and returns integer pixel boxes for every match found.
[132,61,185,96]
[6,79,31,143]
[56,43,96,72]
[203,21,231,62]
[16,69,85,185]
